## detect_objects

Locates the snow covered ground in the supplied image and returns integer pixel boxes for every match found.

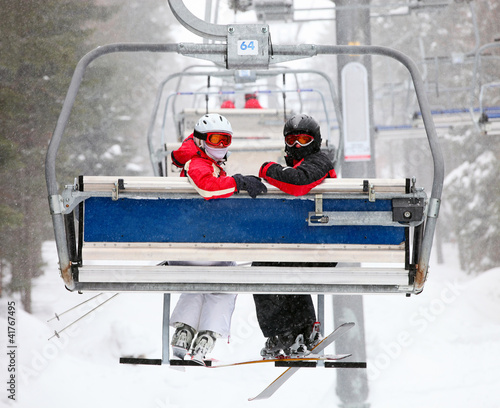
[2,241,500,407]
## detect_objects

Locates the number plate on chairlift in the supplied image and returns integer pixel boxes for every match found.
[237,40,258,55]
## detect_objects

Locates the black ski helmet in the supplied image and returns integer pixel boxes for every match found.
[283,114,322,160]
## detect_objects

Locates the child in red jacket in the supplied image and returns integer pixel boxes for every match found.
[169,113,266,364]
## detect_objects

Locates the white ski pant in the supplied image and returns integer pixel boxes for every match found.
[170,293,237,338]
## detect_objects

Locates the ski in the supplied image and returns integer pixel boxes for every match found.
[248,321,355,401]
[169,359,215,367]
[208,353,351,368]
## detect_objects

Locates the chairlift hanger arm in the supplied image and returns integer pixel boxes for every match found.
[168,0,227,41]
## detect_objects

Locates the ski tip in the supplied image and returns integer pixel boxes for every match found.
[337,322,355,332]
[325,353,352,360]
[248,395,265,402]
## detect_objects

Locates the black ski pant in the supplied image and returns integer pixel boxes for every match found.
[252,262,336,338]
[253,293,316,337]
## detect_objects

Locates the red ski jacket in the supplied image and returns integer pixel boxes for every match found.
[258,151,336,196]
[171,134,237,200]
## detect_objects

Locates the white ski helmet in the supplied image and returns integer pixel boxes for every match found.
[193,113,233,140]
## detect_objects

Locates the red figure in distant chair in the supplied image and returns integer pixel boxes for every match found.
[220,99,235,109]
[244,93,263,109]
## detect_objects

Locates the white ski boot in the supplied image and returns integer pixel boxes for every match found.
[191,330,218,365]
[171,323,196,360]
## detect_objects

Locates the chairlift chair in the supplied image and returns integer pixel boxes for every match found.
[45,0,444,299]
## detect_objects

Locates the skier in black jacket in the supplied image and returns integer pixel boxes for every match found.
[253,114,337,358]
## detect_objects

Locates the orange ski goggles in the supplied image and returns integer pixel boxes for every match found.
[285,133,314,147]
[205,132,232,147]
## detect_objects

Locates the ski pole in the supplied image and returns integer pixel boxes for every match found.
[48,293,119,341]
[47,293,104,322]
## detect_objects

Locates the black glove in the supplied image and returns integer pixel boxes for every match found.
[233,174,267,199]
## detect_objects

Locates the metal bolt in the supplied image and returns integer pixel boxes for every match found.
[228,26,234,34]
[261,27,268,33]
[404,211,412,219]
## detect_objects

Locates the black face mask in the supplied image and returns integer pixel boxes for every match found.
[285,138,321,162]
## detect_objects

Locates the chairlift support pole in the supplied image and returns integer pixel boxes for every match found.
[334,3,372,404]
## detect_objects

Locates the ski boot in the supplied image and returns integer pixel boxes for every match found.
[261,322,322,359]
[306,321,322,350]
[260,335,288,360]
[289,333,309,356]
[171,323,196,360]
[191,330,218,365]
[289,322,322,357]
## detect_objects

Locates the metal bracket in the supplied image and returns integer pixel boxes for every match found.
[168,0,270,69]
[427,197,441,218]
[48,194,64,215]
[59,184,85,214]
[315,194,323,214]
[368,183,376,202]
[112,178,125,201]
[392,197,425,223]
[226,24,270,69]
[309,194,329,224]
[112,182,119,201]
[308,211,397,227]
[363,180,376,202]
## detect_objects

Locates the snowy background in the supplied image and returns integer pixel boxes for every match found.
[1,240,500,408]
[2,1,499,407]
